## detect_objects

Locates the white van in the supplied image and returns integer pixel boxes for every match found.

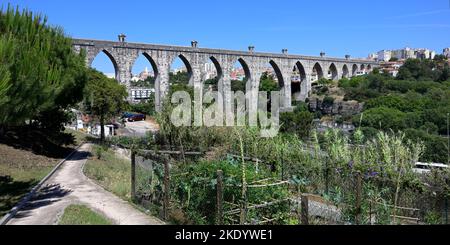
[413,162,449,174]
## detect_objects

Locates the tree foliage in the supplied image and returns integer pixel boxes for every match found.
[342,58,450,162]
[83,69,128,141]
[0,5,87,130]
[259,72,279,92]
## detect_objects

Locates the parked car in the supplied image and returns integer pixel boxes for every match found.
[121,112,134,119]
[128,114,146,122]
[413,162,449,174]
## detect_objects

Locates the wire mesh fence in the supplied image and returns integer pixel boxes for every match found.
[122,146,449,225]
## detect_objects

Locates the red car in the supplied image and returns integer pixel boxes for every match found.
[127,114,146,122]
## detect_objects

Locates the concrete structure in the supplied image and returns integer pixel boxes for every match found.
[376,47,436,62]
[130,87,154,103]
[377,50,392,62]
[444,48,450,59]
[368,53,378,61]
[72,37,377,112]
[380,61,404,77]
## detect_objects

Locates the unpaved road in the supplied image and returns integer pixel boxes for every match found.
[6,144,164,225]
[120,120,159,137]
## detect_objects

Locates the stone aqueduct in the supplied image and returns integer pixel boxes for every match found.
[72,38,378,112]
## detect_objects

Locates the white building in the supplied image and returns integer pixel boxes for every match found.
[443,48,450,58]
[368,53,378,61]
[131,67,154,82]
[374,47,436,61]
[203,63,218,80]
[104,73,115,79]
[377,50,392,62]
[130,88,154,103]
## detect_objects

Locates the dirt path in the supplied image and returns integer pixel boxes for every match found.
[6,144,164,225]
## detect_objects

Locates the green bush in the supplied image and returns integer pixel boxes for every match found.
[354,107,407,131]
[130,97,155,116]
[322,96,335,107]
[280,110,314,139]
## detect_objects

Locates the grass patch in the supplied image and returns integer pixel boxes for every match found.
[0,144,61,217]
[64,128,89,146]
[84,147,131,201]
[83,146,163,222]
[0,128,91,217]
[58,204,112,225]
[0,129,89,217]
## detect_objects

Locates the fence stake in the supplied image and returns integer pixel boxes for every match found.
[131,150,136,201]
[355,171,362,225]
[239,185,248,225]
[216,170,224,225]
[445,196,449,225]
[300,194,309,225]
[325,160,329,195]
[163,156,170,220]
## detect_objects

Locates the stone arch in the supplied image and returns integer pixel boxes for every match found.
[312,62,324,82]
[91,49,119,80]
[128,51,159,104]
[202,55,224,92]
[140,52,159,78]
[292,61,307,101]
[367,64,372,71]
[342,64,349,78]
[268,60,284,89]
[208,56,223,80]
[352,64,358,76]
[360,64,366,71]
[328,63,338,80]
[236,57,251,81]
[169,53,194,86]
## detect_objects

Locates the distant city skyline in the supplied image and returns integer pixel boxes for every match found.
[5,0,450,74]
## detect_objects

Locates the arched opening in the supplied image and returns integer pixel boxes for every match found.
[352,64,358,76]
[360,64,366,74]
[312,62,324,85]
[230,58,250,92]
[342,64,349,78]
[367,64,372,72]
[169,54,193,91]
[292,61,306,101]
[259,60,284,109]
[129,52,158,104]
[203,56,223,92]
[91,50,118,80]
[327,63,338,80]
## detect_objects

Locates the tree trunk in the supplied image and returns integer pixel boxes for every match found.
[100,116,105,142]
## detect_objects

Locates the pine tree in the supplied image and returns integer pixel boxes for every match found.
[0,5,87,132]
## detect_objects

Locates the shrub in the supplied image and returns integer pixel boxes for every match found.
[280,110,314,139]
[354,107,407,131]
[322,96,335,107]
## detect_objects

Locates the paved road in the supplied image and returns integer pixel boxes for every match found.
[7,144,164,225]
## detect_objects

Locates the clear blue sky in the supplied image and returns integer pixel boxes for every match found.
[3,0,450,75]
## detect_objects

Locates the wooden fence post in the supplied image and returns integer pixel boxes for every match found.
[325,160,329,195]
[301,194,309,225]
[131,150,136,201]
[355,171,362,225]
[240,181,248,225]
[216,170,224,225]
[163,156,170,220]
